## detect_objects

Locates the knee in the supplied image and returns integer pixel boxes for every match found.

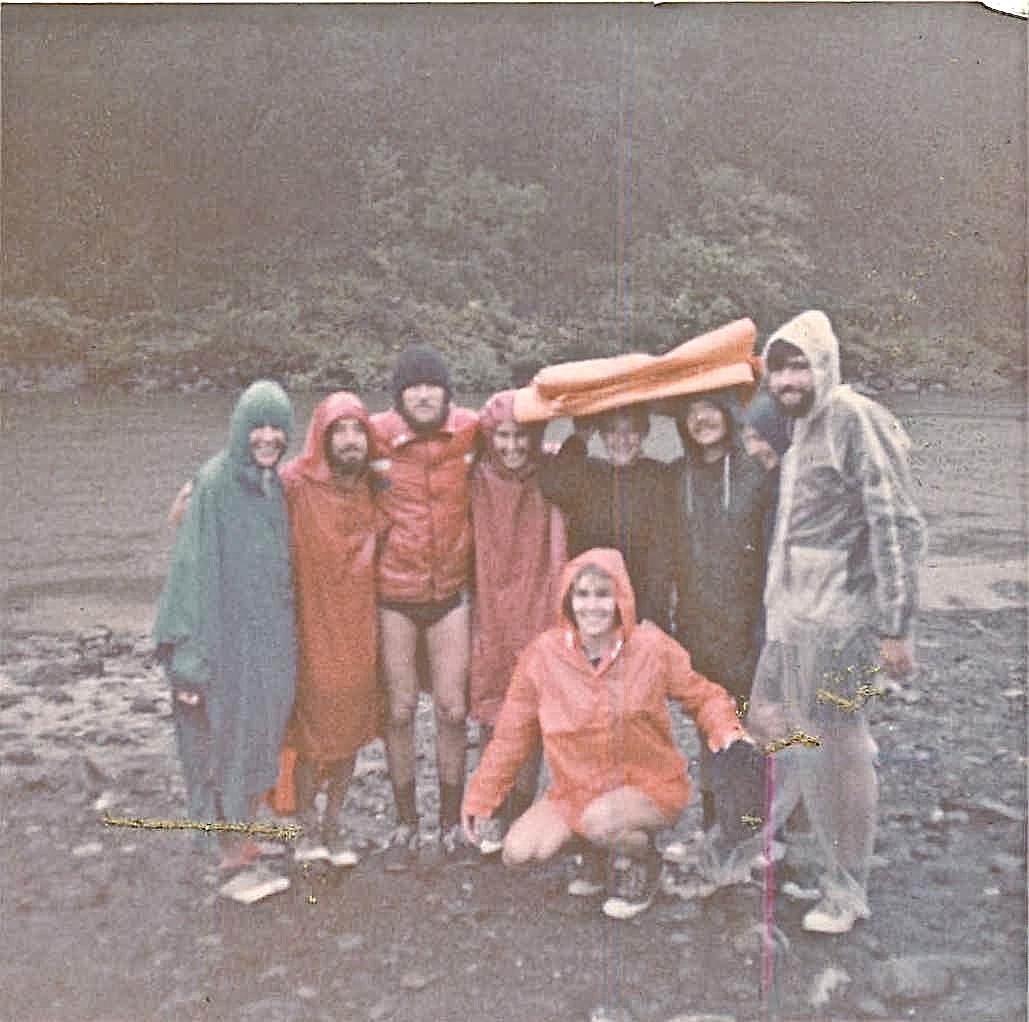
[388,698,417,730]
[580,804,618,846]
[435,697,466,728]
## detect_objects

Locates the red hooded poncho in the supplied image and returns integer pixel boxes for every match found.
[463,548,745,831]
[278,392,383,767]
[469,391,568,726]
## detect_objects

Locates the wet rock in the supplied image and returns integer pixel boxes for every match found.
[336,933,366,953]
[75,754,112,796]
[20,662,76,688]
[0,691,24,711]
[941,796,1024,823]
[664,1015,735,1022]
[895,381,920,394]
[871,953,985,1002]
[129,695,160,715]
[71,841,104,858]
[43,689,74,705]
[988,852,1024,876]
[73,657,106,678]
[77,625,114,658]
[589,1005,636,1022]
[238,997,303,1021]
[4,746,39,766]
[854,994,890,1017]
[399,969,437,991]
[808,965,850,1008]
[367,994,399,1021]
[259,963,289,982]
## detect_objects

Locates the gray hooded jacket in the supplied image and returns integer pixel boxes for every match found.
[762,312,926,640]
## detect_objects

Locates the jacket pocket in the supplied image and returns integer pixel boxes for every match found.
[785,545,852,624]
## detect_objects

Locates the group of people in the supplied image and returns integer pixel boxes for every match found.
[154,309,925,932]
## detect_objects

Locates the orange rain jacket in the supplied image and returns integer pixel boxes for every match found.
[462,547,746,831]
[369,405,479,603]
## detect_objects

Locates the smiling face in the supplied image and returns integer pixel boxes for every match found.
[400,382,447,430]
[569,566,619,644]
[491,417,532,472]
[599,410,646,467]
[248,424,288,468]
[767,351,816,418]
[684,399,730,452]
[327,416,369,475]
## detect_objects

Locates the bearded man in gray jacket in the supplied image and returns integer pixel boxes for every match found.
[747,310,926,935]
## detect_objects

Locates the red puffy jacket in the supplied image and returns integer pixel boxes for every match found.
[369,406,479,603]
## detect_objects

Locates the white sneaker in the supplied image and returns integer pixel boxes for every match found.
[219,865,290,904]
[802,897,866,934]
[323,826,360,867]
[294,834,330,864]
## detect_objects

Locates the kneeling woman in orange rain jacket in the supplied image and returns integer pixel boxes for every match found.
[462,547,751,920]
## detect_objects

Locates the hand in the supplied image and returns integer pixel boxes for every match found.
[541,441,562,456]
[461,808,482,847]
[174,688,201,707]
[714,733,753,753]
[880,636,915,679]
[168,480,193,527]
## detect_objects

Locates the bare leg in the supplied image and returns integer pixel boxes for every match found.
[379,607,421,825]
[293,757,319,820]
[503,797,574,866]
[425,599,471,827]
[579,786,675,857]
[323,756,357,827]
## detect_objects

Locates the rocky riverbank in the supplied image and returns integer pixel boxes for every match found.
[2,604,1025,1021]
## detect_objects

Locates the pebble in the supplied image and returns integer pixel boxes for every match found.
[855,994,891,1017]
[399,970,436,991]
[663,1015,735,1022]
[336,933,366,953]
[808,965,850,1008]
[988,852,1023,876]
[71,841,104,858]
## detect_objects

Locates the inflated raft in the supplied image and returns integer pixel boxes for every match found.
[512,318,761,423]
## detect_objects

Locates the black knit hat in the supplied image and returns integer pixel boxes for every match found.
[392,345,453,409]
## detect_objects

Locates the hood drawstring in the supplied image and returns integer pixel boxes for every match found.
[685,452,732,515]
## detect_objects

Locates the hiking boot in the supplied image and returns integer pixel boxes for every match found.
[567,846,610,897]
[602,845,664,920]
[293,832,330,864]
[323,823,360,868]
[382,823,419,873]
[420,823,471,873]
[802,895,868,934]
[218,863,291,904]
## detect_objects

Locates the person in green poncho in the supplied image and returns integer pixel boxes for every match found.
[154,381,297,896]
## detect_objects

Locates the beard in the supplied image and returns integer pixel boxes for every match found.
[774,388,815,418]
[328,450,366,476]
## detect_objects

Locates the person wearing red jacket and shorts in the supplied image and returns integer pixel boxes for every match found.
[370,345,479,872]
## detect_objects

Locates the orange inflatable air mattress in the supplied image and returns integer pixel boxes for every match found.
[512,318,760,423]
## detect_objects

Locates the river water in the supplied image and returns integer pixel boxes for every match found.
[2,388,1025,634]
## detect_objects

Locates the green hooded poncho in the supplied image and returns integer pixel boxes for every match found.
[154,380,297,821]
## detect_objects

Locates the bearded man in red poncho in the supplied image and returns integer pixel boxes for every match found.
[275,391,384,866]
